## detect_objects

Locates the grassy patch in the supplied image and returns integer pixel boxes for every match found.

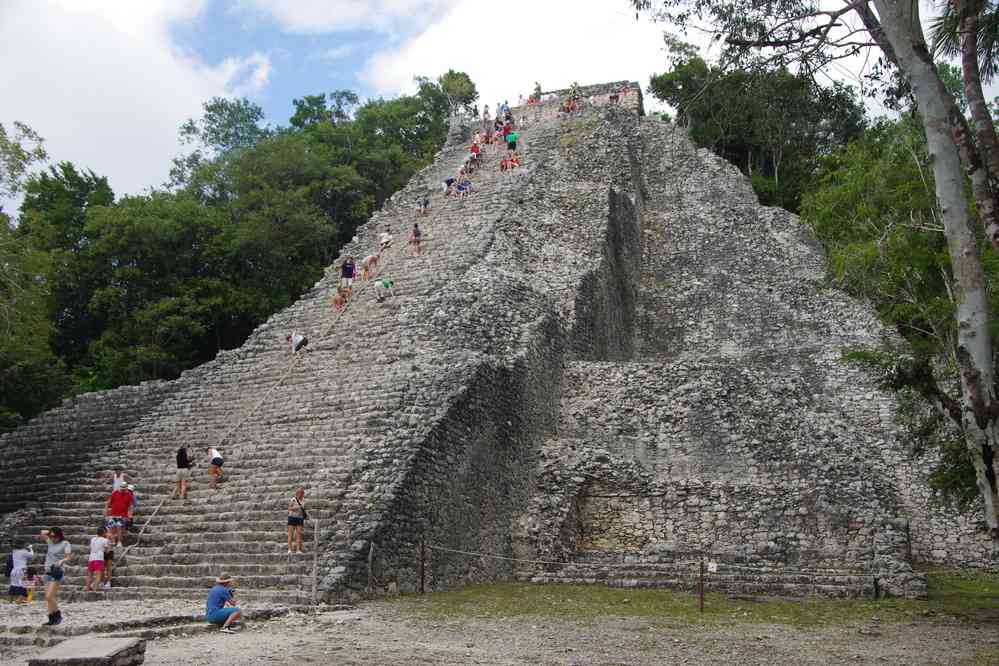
[558,118,596,151]
[393,570,999,628]
[392,582,921,627]
[924,570,999,621]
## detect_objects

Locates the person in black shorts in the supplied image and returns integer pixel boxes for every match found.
[286,488,307,554]
[409,223,422,256]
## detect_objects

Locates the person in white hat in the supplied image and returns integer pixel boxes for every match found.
[205,573,242,633]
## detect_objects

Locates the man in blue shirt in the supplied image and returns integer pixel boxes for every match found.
[205,573,241,633]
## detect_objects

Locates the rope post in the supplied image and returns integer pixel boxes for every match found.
[698,560,705,614]
[367,542,375,593]
[311,518,320,608]
[419,538,426,594]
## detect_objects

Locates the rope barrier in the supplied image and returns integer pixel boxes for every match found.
[425,543,878,579]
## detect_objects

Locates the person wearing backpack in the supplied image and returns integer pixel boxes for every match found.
[6,541,33,585]
[286,487,307,554]
[172,445,194,500]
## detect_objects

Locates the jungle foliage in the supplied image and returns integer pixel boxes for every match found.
[0,73,466,430]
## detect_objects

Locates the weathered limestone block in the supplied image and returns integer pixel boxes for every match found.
[27,638,146,666]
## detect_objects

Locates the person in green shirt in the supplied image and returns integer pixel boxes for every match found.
[506,130,519,153]
[374,276,395,303]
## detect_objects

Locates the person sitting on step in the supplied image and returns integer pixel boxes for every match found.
[379,229,393,252]
[418,196,430,217]
[361,253,379,280]
[373,276,395,302]
[286,332,308,354]
[329,287,347,313]
[460,178,473,199]
[500,157,509,172]
[206,573,242,634]
[207,447,225,489]
[442,176,456,196]
[287,487,307,554]
[510,152,522,169]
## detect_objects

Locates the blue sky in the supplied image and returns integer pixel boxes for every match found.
[169,2,383,125]
[0,0,672,210]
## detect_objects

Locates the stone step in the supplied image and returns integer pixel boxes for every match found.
[54,585,317,605]
[524,571,875,597]
[0,606,296,649]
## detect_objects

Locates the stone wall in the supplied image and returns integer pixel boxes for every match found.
[0,378,186,517]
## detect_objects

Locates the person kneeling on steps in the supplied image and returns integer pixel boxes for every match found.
[374,276,395,302]
[206,573,242,633]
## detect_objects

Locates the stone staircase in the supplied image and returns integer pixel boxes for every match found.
[1,107,555,604]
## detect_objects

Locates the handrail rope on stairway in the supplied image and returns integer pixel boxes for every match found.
[425,544,878,578]
[122,133,499,557]
[123,124,529,569]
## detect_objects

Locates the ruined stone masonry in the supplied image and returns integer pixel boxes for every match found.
[1,81,993,604]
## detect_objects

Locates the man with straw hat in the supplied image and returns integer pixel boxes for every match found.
[206,572,242,633]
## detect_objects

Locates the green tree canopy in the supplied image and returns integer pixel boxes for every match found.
[649,51,866,211]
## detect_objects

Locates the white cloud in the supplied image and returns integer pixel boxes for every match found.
[0,0,272,212]
[235,0,450,34]
[316,44,359,62]
[361,0,669,112]
[220,52,273,97]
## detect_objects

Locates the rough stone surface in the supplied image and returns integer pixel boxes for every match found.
[0,80,994,604]
[27,637,145,666]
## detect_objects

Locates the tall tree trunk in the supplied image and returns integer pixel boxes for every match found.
[956,0,999,185]
[872,0,999,532]
[955,0,999,246]
[857,1,999,249]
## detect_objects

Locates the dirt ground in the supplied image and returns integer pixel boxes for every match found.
[142,602,999,666]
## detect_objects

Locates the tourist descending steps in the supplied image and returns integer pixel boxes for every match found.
[361,253,379,280]
[207,446,225,489]
[506,128,519,154]
[84,526,110,592]
[409,223,422,256]
[104,484,133,546]
[417,195,430,217]
[205,573,242,634]
[39,528,70,626]
[107,468,128,492]
[329,287,347,313]
[172,445,194,500]
[287,487,307,554]
[340,256,357,294]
